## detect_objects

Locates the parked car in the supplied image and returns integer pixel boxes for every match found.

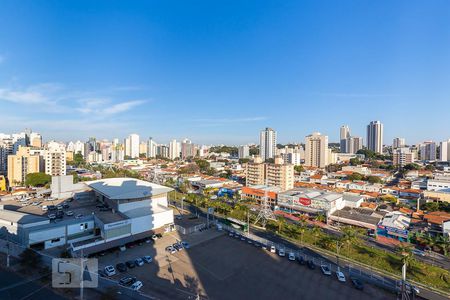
[350,277,364,290]
[270,245,276,253]
[240,236,246,241]
[320,265,332,276]
[228,231,234,237]
[119,276,136,286]
[247,239,253,244]
[142,256,153,263]
[104,265,116,277]
[412,249,426,257]
[165,246,176,254]
[56,211,64,219]
[48,205,56,211]
[181,241,190,249]
[307,260,316,270]
[75,214,83,219]
[116,263,127,273]
[56,205,63,210]
[296,255,306,265]
[131,280,143,291]
[119,245,126,252]
[135,258,144,267]
[32,201,41,206]
[126,260,136,268]
[278,249,286,257]
[288,252,296,261]
[173,243,182,251]
[48,213,56,220]
[62,203,70,209]
[336,271,346,282]
[41,205,48,211]
[65,210,74,216]
[261,244,267,250]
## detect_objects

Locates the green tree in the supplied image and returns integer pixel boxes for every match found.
[277,216,286,233]
[421,202,440,212]
[341,226,360,255]
[367,176,382,184]
[195,159,210,172]
[294,165,305,173]
[347,172,364,181]
[238,158,251,164]
[437,235,450,257]
[298,219,308,245]
[349,158,361,166]
[397,243,414,267]
[423,233,438,252]
[25,172,51,187]
[314,213,326,223]
[311,226,322,246]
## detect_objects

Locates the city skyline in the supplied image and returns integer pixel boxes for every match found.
[1,1,450,144]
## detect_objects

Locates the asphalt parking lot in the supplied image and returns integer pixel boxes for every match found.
[96,227,396,300]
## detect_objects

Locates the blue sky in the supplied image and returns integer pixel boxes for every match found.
[0,1,449,145]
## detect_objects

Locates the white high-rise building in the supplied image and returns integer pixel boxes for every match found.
[347,136,363,154]
[393,137,406,149]
[29,132,42,148]
[260,127,277,161]
[169,139,180,160]
[125,134,140,158]
[419,141,436,161]
[340,125,350,153]
[45,141,66,176]
[238,145,250,159]
[440,139,450,162]
[367,121,384,154]
[304,132,328,168]
[147,138,158,158]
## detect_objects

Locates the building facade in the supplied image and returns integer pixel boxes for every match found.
[367,121,384,154]
[7,146,40,186]
[259,127,277,161]
[304,132,328,168]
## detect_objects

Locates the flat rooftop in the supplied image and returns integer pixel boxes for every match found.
[279,188,342,202]
[86,178,173,200]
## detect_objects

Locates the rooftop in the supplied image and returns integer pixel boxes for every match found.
[86,178,173,200]
[0,209,48,225]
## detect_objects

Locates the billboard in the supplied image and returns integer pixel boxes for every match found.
[297,197,311,206]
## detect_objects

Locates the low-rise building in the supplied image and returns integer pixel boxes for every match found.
[377,212,411,242]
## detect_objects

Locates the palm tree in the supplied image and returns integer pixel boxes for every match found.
[310,226,322,246]
[315,213,326,224]
[437,235,450,257]
[397,243,414,267]
[423,233,438,252]
[341,226,359,255]
[277,216,286,233]
[298,219,307,245]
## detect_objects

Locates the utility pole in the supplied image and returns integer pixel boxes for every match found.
[80,248,84,300]
[254,179,276,228]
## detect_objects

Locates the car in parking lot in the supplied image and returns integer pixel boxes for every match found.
[165,245,176,254]
[56,211,64,219]
[131,280,143,291]
[48,213,56,220]
[116,263,127,273]
[75,214,83,219]
[336,271,346,282]
[181,241,190,249]
[278,249,286,257]
[247,239,253,244]
[135,258,144,267]
[65,210,74,216]
[350,277,364,290]
[288,252,295,261]
[320,265,332,276]
[296,255,305,265]
[48,205,56,211]
[270,245,276,253]
[173,243,182,251]
[119,276,136,286]
[228,231,234,237]
[240,236,246,241]
[307,260,315,270]
[142,256,153,263]
[261,244,267,250]
[62,203,70,209]
[126,260,136,268]
[41,205,48,211]
[104,265,116,277]
[32,201,41,206]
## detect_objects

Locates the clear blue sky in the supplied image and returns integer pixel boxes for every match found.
[0,1,449,145]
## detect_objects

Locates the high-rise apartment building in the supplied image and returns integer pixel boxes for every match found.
[259,127,277,161]
[419,141,437,161]
[340,125,350,153]
[238,145,250,159]
[245,156,294,191]
[45,142,66,176]
[7,146,41,186]
[147,138,157,158]
[245,157,266,186]
[157,144,170,158]
[440,139,450,162]
[393,147,415,166]
[347,136,363,154]
[304,132,328,168]
[29,132,42,148]
[393,137,406,149]
[126,134,140,158]
[367,121,384,154]
[169,139,180,160]
[0,137,13,175]
[181,139,196,159]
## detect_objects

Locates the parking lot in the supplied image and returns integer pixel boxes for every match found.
[96,226,396,300]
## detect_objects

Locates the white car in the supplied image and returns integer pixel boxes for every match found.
[336,271,346,282]
[42,205,48,211]
[320,265,332,276]
[288,252,296,261]
[135,258,144,267]
[131,280,143,291]
[270,245,276,253]
[278,249,286,257]
[104,265,116,277]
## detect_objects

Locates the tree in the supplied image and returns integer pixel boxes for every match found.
[341,226,360,255]
[195,159,210,172]
[349,158,361,166]
[298,219,308,245]
[380,194,398,205]
[403,163,421,171]
[421,202,440,212]
[397,243,414,267]
[367,176,382,184]
[437,235,450,257]
[423,233,438,252]
[25,172,51,187]
[311,226,322,246]
[314,213,326,223]
[178,163,200,174]
[238,158,250,164]
[347,172,364,181]
[294,165,305,173]
[277,216,286,233]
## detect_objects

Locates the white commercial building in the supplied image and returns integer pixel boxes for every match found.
[260,127,277,161]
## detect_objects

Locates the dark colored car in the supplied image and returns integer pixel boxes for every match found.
[351,277,364,290]
[56,211,64,219]
[48,205,57,211]
[297,256,306,265]
[116,263,127,273]
[307,260,315,270]
[156,233,163,238]
[119,276,137,286]
[62,203,70,209]
[126,260,136,268]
